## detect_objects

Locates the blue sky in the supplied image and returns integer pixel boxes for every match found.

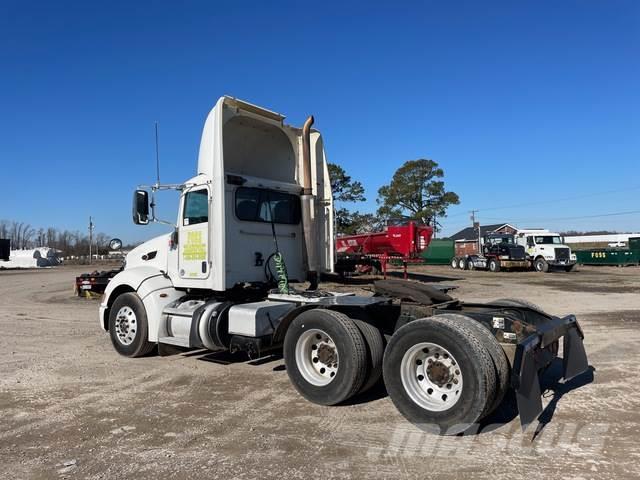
[1,1,638,242]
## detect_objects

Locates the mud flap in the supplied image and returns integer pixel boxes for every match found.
[514,347,542,429]
[563,325,588,381]
[513,315,589,430]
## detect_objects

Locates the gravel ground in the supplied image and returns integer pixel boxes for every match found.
[1,264,639,479]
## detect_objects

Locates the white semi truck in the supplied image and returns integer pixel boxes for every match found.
[516,229,577,272]
[99,96,588,434]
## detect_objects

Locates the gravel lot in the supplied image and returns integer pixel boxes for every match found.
[1,264,639,479]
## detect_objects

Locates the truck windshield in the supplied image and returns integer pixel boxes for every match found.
[534,236,562,245]
[235,187,301,225]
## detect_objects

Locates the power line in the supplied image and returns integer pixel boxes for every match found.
[480,209,640,223]
[445,185,640,218]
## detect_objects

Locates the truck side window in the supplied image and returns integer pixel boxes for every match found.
[183,189,209,226]
[235,187,301,225]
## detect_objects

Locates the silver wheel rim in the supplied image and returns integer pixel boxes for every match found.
[114,306,137,346]
[458,258,465,269]
[400,342,463,412]
[295,328,339,386]
[451,258,457,268]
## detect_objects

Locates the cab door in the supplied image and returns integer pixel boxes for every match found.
[178,186,210,280]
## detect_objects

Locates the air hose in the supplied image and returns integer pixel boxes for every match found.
[273,251,290,294]
[268,199,291,294]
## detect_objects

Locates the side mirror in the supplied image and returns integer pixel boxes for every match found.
[132,190,150,225]
[109,238,123,251]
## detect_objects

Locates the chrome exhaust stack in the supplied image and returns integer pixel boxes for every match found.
[301,115,318,290]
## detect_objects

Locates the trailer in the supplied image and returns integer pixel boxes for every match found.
[451,232,530,272]
[98,96,589,434]
[335,221,433,277]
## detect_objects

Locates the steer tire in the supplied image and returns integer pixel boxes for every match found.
[284,309,367,406]
[488,258,501,272]
[353,319,385,394]
[108,292,156,358]
[534,257,549,272]
[383,316,496,435]
[435,313,510,417]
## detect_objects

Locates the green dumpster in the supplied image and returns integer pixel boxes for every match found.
[575,239,640,266]
[421,239,455,265]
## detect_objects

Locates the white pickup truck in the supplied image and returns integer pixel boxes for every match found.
[516,229,577,272]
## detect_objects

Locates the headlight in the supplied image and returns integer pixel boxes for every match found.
[570,254,576,260]
[545,256,554,260]
[499,255,510,260]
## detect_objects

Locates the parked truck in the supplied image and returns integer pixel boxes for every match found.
[451,232,529,272]
[516,229,577,272]
[99,96,588,434]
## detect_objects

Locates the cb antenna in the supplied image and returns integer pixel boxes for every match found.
[154,121,161,187]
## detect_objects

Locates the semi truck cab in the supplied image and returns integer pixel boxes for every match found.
[516,229,577,272]
[96,96,589,435]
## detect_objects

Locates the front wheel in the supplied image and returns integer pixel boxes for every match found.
[534,258,549,272]
[108,292,155,357]
[488,258,501,272]
[564,265,575,272]
[284,309,367,405]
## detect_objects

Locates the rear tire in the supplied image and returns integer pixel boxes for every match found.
[492,298,545,314]
[466,258,475,270]
[353,319,385,394]
[284,309,367,405]
[450,257,458,269]
[459,257,467,270]
[383,316,496,435]
[434,314,510,416]
[108,292,155,358]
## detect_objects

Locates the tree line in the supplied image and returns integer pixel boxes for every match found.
[329,158,459,235]
[0,220,113,256]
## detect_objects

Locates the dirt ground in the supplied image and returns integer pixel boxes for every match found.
[1,264,639,479]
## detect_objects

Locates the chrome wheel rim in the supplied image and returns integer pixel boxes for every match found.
[400,342,463,412]
[114,306,137,346]
[295,328,339,386]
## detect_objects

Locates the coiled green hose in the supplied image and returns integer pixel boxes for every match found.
[274,251,290,294]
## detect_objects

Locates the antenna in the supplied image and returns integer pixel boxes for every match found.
[154,121,161,186]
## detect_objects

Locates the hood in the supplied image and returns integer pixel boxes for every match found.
[125,234,170,271]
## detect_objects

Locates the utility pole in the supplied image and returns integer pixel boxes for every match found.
[470,210,480,254]
[88,216,94,265]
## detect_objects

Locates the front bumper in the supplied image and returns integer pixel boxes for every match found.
[98,304,108,331]
[547,259,577,267]
[512,314,588,429]
[499,260,530,269]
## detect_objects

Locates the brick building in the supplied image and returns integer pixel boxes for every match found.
[449,223,518,256]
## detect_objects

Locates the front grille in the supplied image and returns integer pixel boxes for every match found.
[555,248,570,261]
[508,246,526,260]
